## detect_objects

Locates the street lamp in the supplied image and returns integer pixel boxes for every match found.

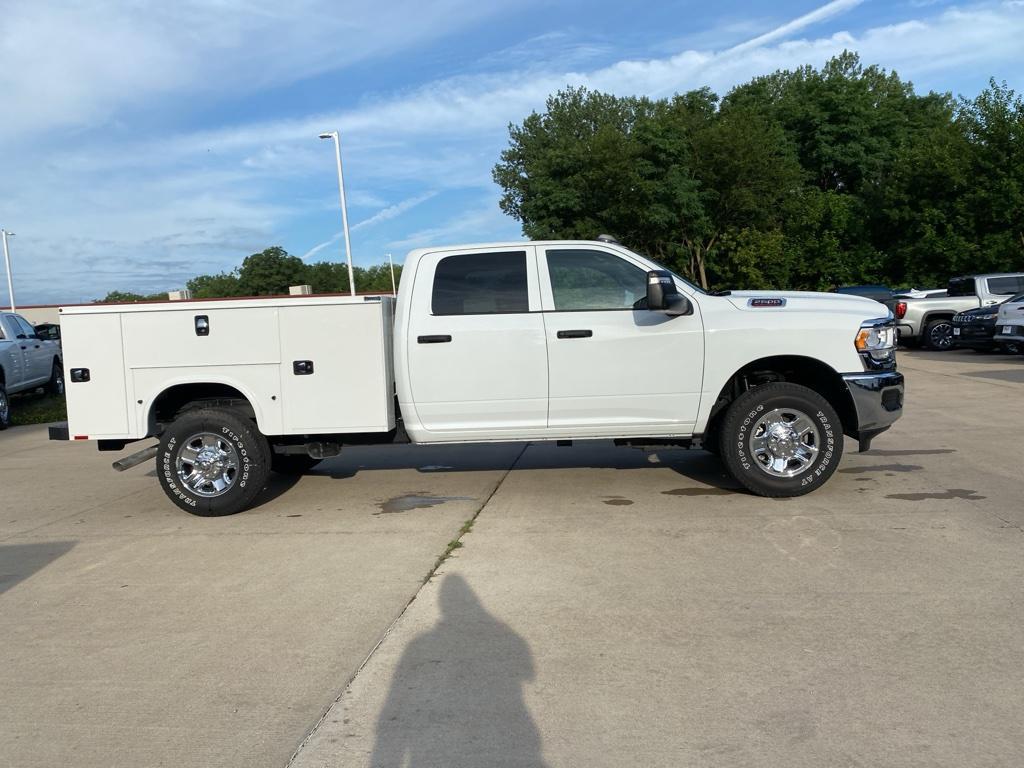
[1,229,14,311]
[318,131,356,297]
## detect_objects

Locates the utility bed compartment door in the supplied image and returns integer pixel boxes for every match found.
[278,303,394,433]
[61,312,131,437]
[123,308,280,368]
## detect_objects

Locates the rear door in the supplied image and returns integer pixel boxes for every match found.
[405,246,548,436]
[538,246,704,434]
[14,315,50,383]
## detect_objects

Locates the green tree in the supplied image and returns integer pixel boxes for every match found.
[96,290,168,303]
[187,271,244,299]
[237,246,308,295]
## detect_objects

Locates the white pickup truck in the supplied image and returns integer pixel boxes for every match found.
[50,240,904,515]
[1,311,64,429]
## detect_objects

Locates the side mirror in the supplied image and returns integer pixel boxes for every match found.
[646,270,692,316]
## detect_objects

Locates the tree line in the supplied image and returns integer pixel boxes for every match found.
[99,247,400,302]
[493,52,1024,291]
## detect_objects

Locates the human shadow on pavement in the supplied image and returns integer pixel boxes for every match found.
[370,573,549,768]
[0,541,75,595]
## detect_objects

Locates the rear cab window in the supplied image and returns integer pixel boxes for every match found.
[431,251,529,315]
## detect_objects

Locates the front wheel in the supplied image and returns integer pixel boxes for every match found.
[157,407,271,516]
[719,383,843,497]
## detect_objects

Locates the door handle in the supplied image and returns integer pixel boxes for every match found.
[556,329,593,339]
[417,335,452,344]
[293,360,314,375]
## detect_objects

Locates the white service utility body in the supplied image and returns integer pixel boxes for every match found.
[52,240,905,515]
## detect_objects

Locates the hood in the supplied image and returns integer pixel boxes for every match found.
[723,290,890,318]
[956,305,1000,318]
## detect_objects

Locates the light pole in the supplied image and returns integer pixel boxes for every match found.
[1,229,14,311]
[387,252,396,297]
[318,131,356,297]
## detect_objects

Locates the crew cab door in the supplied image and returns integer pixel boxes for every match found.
[12,315,50,383]
[405,246,548,436]
[538,246,704,434]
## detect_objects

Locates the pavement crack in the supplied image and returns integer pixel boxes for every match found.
[283,442,529,768]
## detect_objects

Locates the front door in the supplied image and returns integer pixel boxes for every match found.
[405,246,548,438]
[539,246,704,435]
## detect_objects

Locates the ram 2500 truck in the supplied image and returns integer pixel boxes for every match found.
[1,311,64,429]
[50,240,904,515]
[892,273,1024,350]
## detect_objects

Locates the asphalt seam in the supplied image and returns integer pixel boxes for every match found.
[283,442,530,768]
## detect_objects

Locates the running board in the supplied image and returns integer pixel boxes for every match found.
[112,444,159,472]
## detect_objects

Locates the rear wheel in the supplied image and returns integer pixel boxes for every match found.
[923,319,954,350]
[0,383,9,429]
[719,382,843,497]
[157,407,270,516]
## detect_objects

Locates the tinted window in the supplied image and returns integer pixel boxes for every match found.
[432,251,529,315]
[986,276,1024,296]
[546,249,647,310]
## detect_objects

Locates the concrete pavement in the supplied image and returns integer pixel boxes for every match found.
[1,349,1022,767]
[292,350,1024,768]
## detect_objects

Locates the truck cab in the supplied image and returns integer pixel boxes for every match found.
[52,240,904,515]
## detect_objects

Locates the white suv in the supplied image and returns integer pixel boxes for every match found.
[993,293,1024,352]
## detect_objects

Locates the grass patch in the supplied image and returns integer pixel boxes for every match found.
[426,518,477,581]
[9,392,67,427]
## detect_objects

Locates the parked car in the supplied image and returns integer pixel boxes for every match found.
[34,322,62,344]
[892,273,1024,350]
[953,295,1024,353]
[993,293,1024,352]
[0,312,64,429]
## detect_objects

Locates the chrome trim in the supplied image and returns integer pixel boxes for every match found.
[175,432,240,498]
[747,297,786,307]
[748,407,821,478]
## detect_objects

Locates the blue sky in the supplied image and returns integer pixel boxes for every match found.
[1,0,1022,304]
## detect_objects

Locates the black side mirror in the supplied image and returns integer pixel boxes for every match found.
[646,270,692,316]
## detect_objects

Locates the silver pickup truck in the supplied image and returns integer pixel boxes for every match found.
[893,273,1024,350]
[0,311,64,428]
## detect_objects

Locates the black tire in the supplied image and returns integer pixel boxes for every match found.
[157,407,270,516]
[719,382,843,497]
[270,453,323,475]
[0,383,9,430]
[700,419,721,456]
[45,361,64,396]
[923,319,954,351]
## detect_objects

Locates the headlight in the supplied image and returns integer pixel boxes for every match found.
[975,313,997,321]
[855,319,897,364]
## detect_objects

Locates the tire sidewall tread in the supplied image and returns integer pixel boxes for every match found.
[157,408,270,516]
[720,382,843,498]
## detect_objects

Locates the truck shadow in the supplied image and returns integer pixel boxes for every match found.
[322,441,741,492]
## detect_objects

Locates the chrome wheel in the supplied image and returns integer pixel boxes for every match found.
[175,432,240,497]
[749,407,820,478]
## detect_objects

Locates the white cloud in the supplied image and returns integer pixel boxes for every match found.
[3,0,1024,302]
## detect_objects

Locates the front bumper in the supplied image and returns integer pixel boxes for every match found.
[842,371,905,452]
[994,323,1024,343]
